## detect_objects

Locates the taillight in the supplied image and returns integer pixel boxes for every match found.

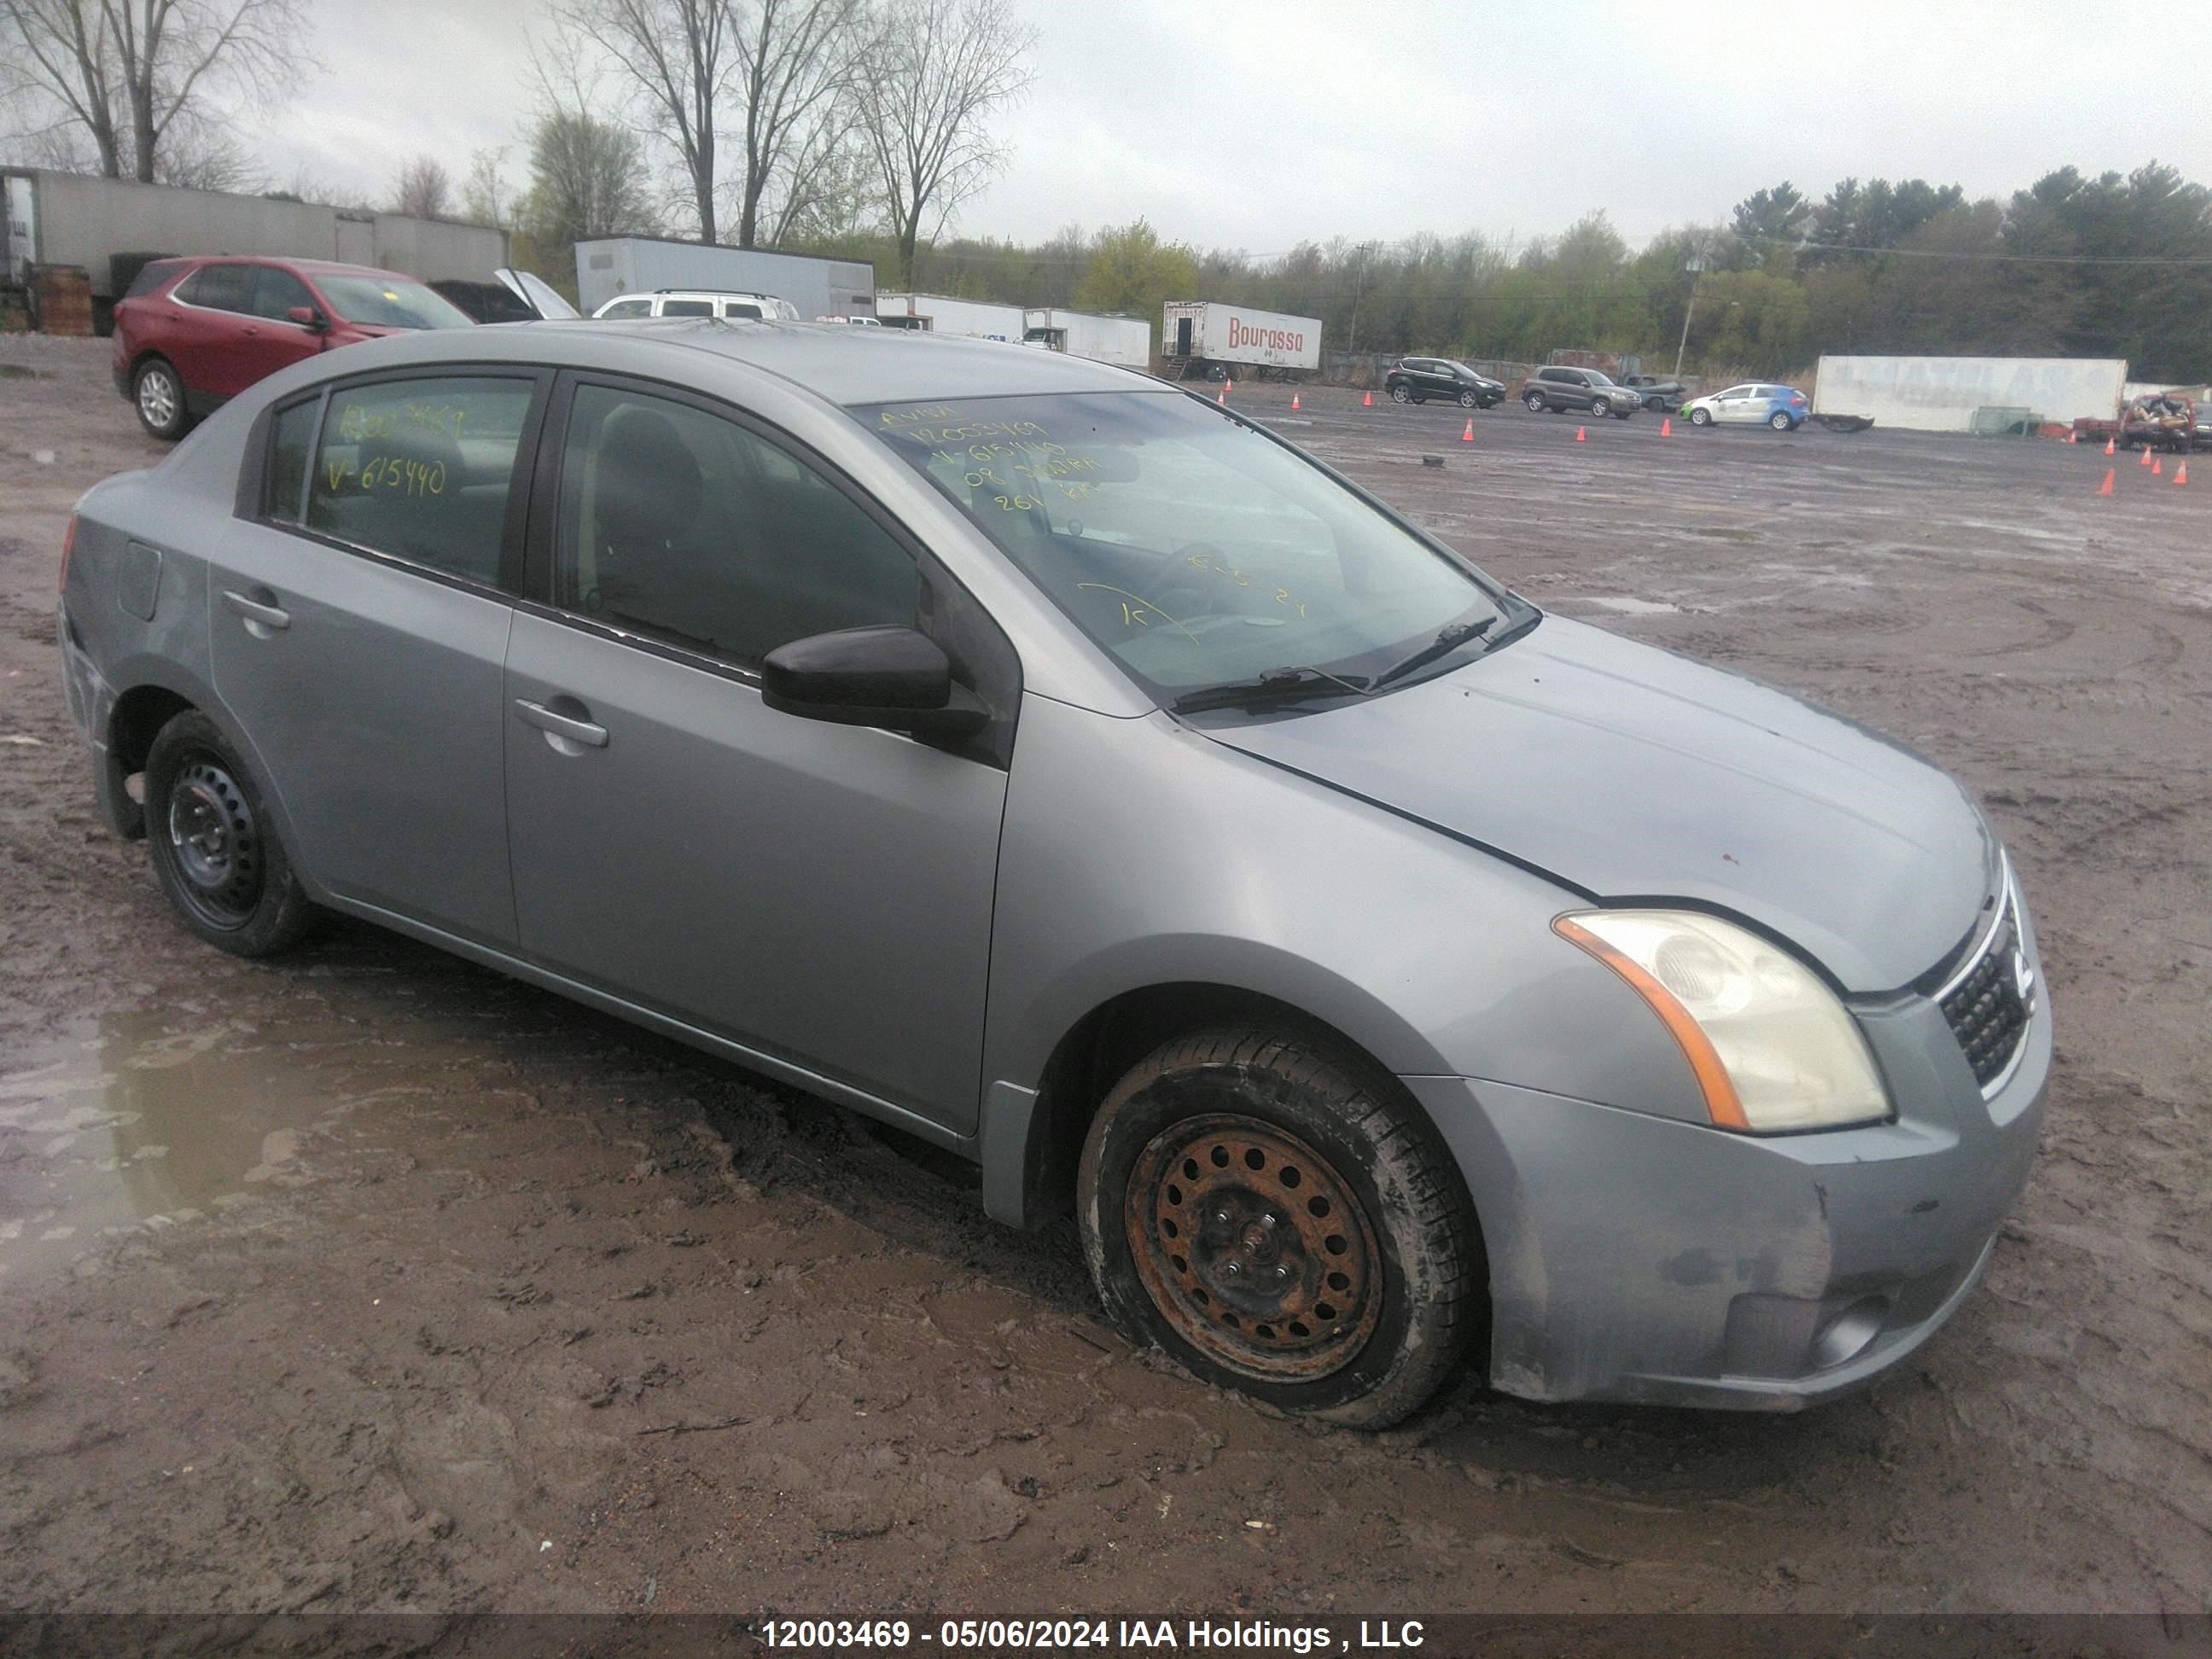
[60,515,78,591]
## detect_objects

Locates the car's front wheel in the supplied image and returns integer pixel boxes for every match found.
[1078,1028,1480,1429]
[1523,392,1545,412]
[143,710,319,957]
[1589,396,1612,418]
[132,358,192,441]
[1770,410,1795,431]
[1690,407,1714,427]
[1458,389,1478,408]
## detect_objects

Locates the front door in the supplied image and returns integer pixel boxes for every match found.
[232,265,329,387]
[502,376,1010,1131]
[205,369,544,945]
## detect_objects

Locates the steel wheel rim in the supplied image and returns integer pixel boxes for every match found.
[166,754,262,928]
[1125,1112,1383,1382]
[138,369,177,428]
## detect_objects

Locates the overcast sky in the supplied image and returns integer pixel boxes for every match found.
[259,2,2212,255]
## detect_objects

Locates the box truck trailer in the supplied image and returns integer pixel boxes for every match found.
[1023,307,1150,368]
[876,292,1025,341]
[1161,300,1322,381]
[574,236,876,322]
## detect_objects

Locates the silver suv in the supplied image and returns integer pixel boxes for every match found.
[1522,364,1642,418]
[56,322,2046,1426]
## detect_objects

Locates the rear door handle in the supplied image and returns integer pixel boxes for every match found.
[514,697,609,749]
[221,588,291,633]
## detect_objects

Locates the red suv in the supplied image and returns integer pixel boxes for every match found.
[111,257,474,439]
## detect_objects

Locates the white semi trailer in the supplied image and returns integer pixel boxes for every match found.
[1023,307,1150,368]
[876,292,1025,341]
[1161,300,1322,381]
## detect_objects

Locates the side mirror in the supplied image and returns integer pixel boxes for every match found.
[762,625,990,739]
[288,306,329,332]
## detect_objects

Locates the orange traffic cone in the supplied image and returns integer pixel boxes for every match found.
[1362,390,1373,407]
[1575,426,1587,442]
[2175,461,2189,486]
[1225,379,1234,393]
[1291,393,1301,410]
[2098,469,2115,496]
[1461,419,1474,441]
[1215,387,1225,405]
[2140,445,2153,467]
[2104,436,2116,457]
[2068,430,2078,443]
[2153,455,2163,474]
[1661,416,1673,436]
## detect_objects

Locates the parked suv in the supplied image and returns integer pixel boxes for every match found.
[111,256,476,439]
[593,289,800,321]
[1521,365,1640,418]
[1384,358,1505,408]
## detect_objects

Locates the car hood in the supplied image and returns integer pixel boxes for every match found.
[1194,616,1995,992]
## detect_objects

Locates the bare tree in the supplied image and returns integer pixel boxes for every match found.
[153,123,253,190]
[0,0,125,175]
[728,0,864,249]
[461,146,512,228]
[552,0,729,242]
[854,0,1035,287]
[1,0,307,182]
[393,154,453,221]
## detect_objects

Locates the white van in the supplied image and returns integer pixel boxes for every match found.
[593,289,800,321]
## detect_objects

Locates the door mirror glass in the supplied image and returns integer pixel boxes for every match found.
[762,625,987,736]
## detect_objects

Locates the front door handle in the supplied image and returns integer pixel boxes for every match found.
[514,697,609,750]
[221,587,290,634]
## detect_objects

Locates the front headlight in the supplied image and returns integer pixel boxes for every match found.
[1554,910,1889,1133]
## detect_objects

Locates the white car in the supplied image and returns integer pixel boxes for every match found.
[593,289,800,321]
[1682,383,1811,430]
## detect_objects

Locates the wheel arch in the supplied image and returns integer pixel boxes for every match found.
[981,979,1478,1251]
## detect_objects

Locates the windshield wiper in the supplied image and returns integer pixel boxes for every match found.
[1368,613,1499,691]
[1170,666,1373,715]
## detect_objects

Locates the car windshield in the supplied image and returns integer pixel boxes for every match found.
[860,391,1515,700]
[315,276,474,330]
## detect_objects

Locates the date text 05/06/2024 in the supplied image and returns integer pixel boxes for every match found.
[760,1617,1429,1652]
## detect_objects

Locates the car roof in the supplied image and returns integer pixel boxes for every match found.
[181,254,418,282]
[320,317,1153,406]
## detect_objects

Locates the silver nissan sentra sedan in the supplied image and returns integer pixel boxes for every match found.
[56,322,2049,1426]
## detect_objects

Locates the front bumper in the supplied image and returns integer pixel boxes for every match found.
[1408,925,2052,1410]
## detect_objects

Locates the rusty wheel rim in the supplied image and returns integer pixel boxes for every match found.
[1125,1112,1383,1382]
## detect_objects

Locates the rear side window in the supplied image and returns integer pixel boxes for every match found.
[125,259,185,300]
[265,399,319,522]
[304,375,536,586]
[661,300,713,317]
[721,300,763,319]
[178,265,256,313]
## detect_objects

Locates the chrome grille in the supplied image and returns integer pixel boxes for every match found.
[1936,872,2032,1091]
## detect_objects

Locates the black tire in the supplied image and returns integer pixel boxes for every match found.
[1589,396,1612,419]
[1077,1027,1480,1429]
[143,710,318,957]
[1388,383,1412,403]
[1522,392,1545,412]
[1769,410,1793,431]
[1458,389,1477,408]
[132,358,192,441]
[1690,407,1713,427]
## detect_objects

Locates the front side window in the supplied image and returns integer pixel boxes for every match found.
[555,384,918,666]
[178,264,255,313]
[313,276,473,330]
[862,392,1511,701]
[599,299,653,318]
[250,266,317,322]
[303,375,535,585]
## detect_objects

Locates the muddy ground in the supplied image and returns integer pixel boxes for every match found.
[2,336,2208,1627]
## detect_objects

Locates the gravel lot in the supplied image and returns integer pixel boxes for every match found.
[2,336,2208,1625]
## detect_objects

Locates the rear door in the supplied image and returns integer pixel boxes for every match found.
[233,265,329,385]
[501,374,1014,1130]
[166,263,259,397]
[206,367,549,944]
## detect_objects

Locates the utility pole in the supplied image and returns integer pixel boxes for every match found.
[1672,256,1705,379]
[1348,241,1378,352]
